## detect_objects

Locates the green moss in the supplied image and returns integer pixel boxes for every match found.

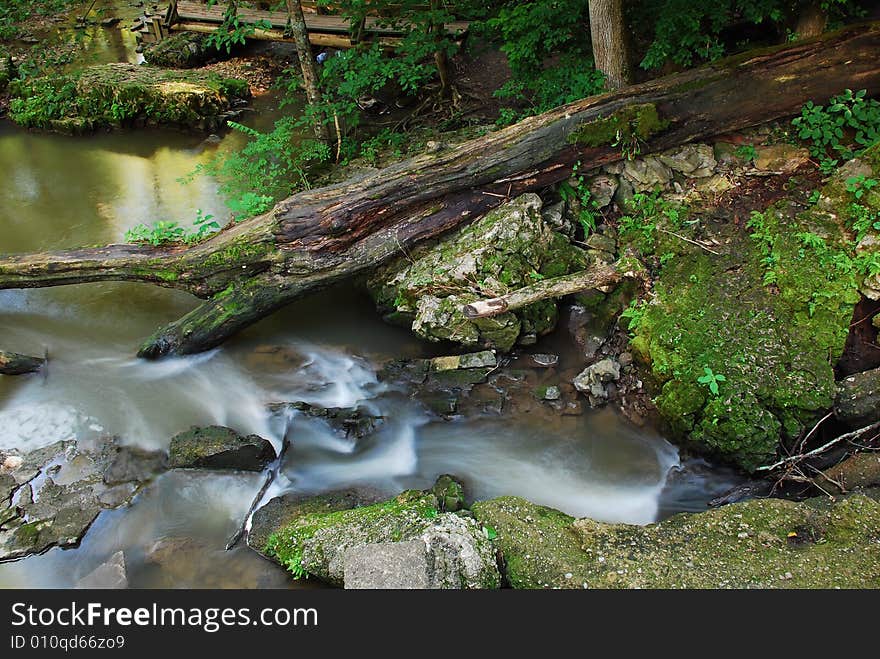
[473,494,880,589]
[626,167,872,471]
[8,63,249,133]
[264,490,439,581]
[567,103,668,148]
[367,194,590,351]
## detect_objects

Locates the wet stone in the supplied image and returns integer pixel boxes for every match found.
[168,426,276,471]
[530,353,559,367]
[0,438,161,561]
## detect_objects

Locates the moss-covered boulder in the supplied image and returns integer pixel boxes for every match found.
[143,33,216,69]
[624,152,880,471]
[260,485,500,588]
[8,63,249,133]
[472,494,880,588]
[367,194,592,351]
[168,426,275,471]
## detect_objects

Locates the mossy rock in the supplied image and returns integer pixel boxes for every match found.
[367,194,593,351]
[168,426,275,471]
[143,33,216,69]
[8,63,249,133]
[472,495,880,588]
[624,154,879,471]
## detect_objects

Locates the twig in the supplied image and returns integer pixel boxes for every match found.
[657,228,721,255]
[334,112,342,164]
[796,410,833,454]
[225,432,291,550]
[756,420,880,472]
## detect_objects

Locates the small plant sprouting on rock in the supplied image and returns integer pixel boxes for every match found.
[845,175,879,200]
[697,366,726,396]
[735,143,757,163]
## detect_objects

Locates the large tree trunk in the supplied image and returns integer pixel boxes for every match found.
[795,1,828,40]
[589,0,632,90]
[2,24,880,359]
[286,0,329,140]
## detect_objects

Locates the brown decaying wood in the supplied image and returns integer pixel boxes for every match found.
[2,24,880,358]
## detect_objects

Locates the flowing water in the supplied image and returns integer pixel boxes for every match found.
[0,23,743,588]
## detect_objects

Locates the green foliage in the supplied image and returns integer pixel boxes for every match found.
[559,161,599,237]
[204,1,272,54]
[483,2,604,123]
[124,210,221,246]
[845,174,878,200]
[194,117,331,220]
[697,366,726,395]
[620,299,649,335]
[792,89,880,169]
[7,74,78,127]
[639,0,866,70]
[618,191,684,254]
[735,143,757,162]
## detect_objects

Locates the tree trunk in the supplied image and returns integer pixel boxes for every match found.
[431,0,451,94]
[2,24,880,358]
[795,1,828,40]
[589,0,632,90]
[286,0,329,140]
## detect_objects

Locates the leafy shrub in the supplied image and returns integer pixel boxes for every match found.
[792,89,880,169]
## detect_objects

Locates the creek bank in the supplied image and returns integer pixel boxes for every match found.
[367,130,879,474]
[471,492,880,588]
[1,439,166,561]
[253,476,500,589]
[7,62,250,133]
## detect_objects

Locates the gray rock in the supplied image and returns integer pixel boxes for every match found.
[658,144,717,178]
[584,232,616,254]
[613,175,635,207]
[168,426,276,471]
[754,144,810,172]
[0,438,157,561]
[271,402,383,440]
[76,551,127,589]
[622,156,673,192]
[368,194,586,351]
[541,201,570,234]
[103,445,167,484]
[343,541,431,589]
[530,353,559,367]
[541,385,562,401]
[587,174,619,209]
[835,366,880,427]
[573,358,621,406]
[342,514,500,589]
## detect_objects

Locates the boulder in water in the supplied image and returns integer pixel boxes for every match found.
[168,426,276,471]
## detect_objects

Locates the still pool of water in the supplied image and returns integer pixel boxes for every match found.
[0,106,741,587]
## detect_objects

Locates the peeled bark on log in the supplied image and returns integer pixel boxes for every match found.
[463,263,622,319]
[2,24,880,358]
[0,350,45,375]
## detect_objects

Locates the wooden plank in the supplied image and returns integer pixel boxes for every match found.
[170,23,403,49]
[173,1,468,37]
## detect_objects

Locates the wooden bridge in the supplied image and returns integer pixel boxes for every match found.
[133,1,470,49]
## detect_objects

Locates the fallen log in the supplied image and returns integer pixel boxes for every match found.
[0,350,45,375]
[462,262,622,319]
[2,24,880,358]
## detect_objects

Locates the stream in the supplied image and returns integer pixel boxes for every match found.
[0,18,743,589]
